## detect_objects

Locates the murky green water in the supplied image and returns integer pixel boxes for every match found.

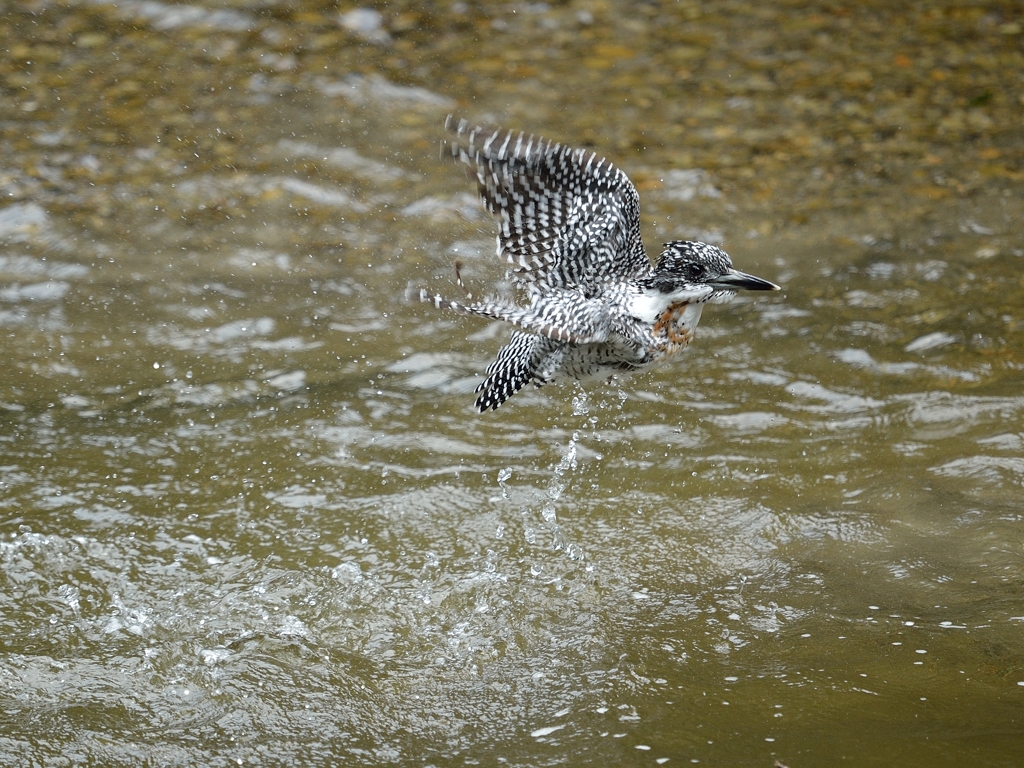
[2,1,1023,765]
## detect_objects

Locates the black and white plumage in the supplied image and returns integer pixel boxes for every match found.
[417,116,780,412]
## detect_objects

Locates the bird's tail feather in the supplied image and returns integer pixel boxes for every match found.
[412,287,595,344]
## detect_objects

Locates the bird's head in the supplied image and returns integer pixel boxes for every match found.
[645,241,780,303]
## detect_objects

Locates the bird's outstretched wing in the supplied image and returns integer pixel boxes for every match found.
[443,116,651,295]
[473,331,544,412]
[474,332,573,412]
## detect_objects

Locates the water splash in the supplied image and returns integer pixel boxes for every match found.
[572,390,591,416]
[542,430,579,524]
[539,418,591,560]
[497,466,513,499]
[519,389,614,562]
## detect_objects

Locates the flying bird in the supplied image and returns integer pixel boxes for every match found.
[416,116,780,411]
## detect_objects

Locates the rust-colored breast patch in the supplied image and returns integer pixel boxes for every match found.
[652,303,696,360]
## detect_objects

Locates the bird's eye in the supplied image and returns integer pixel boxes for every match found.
[686,263,706,280]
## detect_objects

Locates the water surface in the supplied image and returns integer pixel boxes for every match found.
[2,1,1023,765]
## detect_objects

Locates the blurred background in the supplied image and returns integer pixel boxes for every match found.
[1,1,1023,765]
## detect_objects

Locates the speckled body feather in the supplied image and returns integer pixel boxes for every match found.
[417,117,779,411]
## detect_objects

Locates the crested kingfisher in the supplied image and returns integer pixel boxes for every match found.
[417,116,780,412]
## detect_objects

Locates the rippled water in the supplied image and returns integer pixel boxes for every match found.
[2,1,1024,765]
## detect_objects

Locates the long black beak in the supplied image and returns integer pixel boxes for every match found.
[709,268,780,291]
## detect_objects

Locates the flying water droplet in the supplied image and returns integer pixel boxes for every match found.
[572,390,590,415]
[541,503,557,523]
[565,542,584,560]
[497,466,513,499]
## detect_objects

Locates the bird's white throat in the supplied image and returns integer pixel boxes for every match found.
[627,285,715,323]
